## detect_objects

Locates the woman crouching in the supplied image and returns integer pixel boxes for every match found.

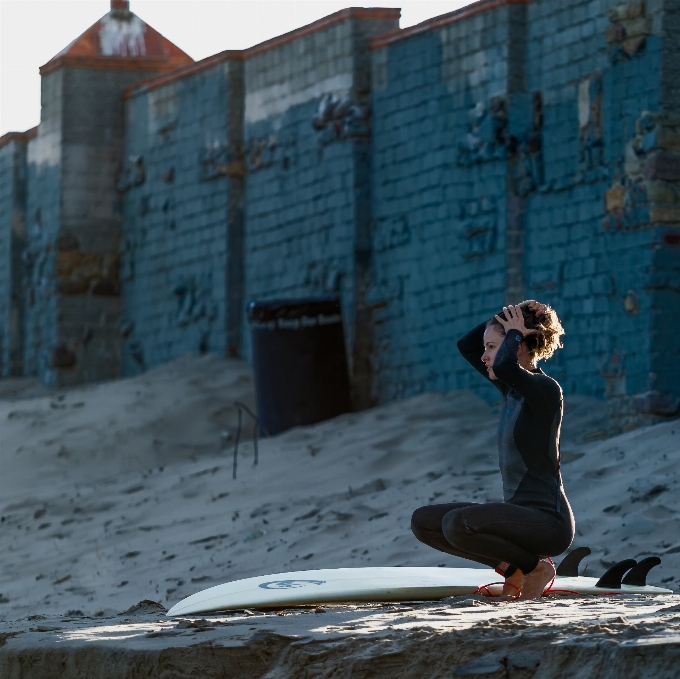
[411,300,573,600]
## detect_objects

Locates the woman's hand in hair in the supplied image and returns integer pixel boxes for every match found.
[495,305,538,337]
[520,299,548,317]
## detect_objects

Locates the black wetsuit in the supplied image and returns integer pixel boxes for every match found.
[411,321,575,575]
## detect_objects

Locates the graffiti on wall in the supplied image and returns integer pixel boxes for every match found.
[173,275,218,329]
[245,135,297,172]
[173,274,219,355]
[117,155,146,191]
[510,92,544,197]
[373,215,411,253]
[304,258,347,294]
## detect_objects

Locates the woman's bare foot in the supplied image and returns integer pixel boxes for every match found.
[518,560,555,600]
[503,569,523,597]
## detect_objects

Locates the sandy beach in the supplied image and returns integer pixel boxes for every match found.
[0,353,679,675]
[0,353,678,617]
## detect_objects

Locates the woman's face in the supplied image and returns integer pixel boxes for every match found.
[482,325,505,380]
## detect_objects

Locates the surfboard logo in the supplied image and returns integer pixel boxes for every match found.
[259,579,326,589]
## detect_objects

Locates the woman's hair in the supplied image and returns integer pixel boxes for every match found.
[485,302,565,362]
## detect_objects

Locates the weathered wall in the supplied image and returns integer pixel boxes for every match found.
[523,0,662,402]
[23,65,176,385]
[242,10,400,406]
[4,0,680,415]
[121,56,244,375]
[23,70,63,380]
[367,0,679,410]
[368,3,521,403]
[0,136,28,377]
[56,67,166,385]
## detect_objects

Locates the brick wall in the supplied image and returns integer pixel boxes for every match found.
[524,0,665,403]
[242,10,399,406]
[55,67,164,386]
[121,56,244,375]
[369,4,519,404]
[3,0,680,415]
[367,0,677,410]
[0,136,28,377]
[23,70,63,381]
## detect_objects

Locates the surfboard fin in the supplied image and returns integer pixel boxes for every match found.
[595,559,637,588]
[556,547,592,577]
[621,557,661,586]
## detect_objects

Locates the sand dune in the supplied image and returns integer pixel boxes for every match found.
[0,353,678,621]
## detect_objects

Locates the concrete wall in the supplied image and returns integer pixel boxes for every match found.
[121,56,244,375]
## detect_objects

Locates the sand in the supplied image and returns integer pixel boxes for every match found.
[0,353,679,676]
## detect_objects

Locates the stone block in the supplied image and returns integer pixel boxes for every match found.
[644,153,680,181]
[620,16,652,38]
[645,180,679,203]
[605,184,627,213]
[608,1,646,23]
[649,206,680,223]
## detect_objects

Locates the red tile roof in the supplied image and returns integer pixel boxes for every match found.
[40,1,192,75]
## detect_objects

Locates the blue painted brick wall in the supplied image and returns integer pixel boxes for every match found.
[241,12,398,395]
[121,59,242,375]
[369,0,670,407]
[370,5,514,404]
[0,140,26,377]
[525,0,662,400]
[5,0,680,413]
[23,70,63,380]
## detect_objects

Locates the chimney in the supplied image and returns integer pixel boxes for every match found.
[111,0,130,10]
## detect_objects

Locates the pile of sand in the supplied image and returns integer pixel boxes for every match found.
[0,353,678,622]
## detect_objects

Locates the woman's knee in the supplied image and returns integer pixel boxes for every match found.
[410,506,429,539]
[441,509,470,548]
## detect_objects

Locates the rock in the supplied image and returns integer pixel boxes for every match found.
[124,600,167,616]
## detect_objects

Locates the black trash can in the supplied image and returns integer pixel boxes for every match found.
[247,297,352,435]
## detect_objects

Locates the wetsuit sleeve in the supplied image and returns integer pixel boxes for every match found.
[492,329,550,410]
[457,321,505,394]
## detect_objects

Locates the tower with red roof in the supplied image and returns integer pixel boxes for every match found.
[22,0,192,385]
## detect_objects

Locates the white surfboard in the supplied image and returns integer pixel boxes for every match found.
[166,566,673,616]
[546,575,672,596]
